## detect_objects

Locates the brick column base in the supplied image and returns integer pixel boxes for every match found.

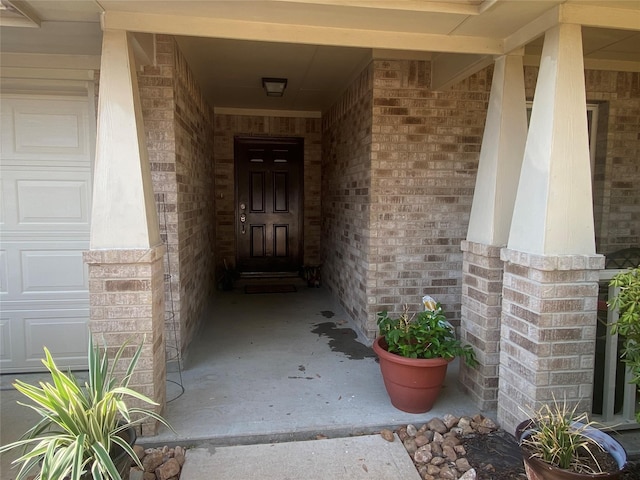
[497,248,604,435]
[83,245,166,436]
[459,240,504,411]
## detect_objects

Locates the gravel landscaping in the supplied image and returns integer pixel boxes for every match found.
[385,413,640,480]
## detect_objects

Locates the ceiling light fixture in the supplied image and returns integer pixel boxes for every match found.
[262,77,288,97]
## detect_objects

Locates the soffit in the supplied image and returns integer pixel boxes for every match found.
[1,1,639,112]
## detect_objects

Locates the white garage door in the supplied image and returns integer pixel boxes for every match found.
[0,93,92,373]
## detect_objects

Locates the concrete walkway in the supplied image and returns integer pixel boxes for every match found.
[181,434,421,480]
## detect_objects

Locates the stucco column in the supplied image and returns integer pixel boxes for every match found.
[460,53,527,410]
[85,29,165,435]
[497,24,603,434]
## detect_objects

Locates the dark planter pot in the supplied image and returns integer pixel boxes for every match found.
[65,425,136,480]
[372,336,450,413]
[515,419,627,480]
[112,426,137,480]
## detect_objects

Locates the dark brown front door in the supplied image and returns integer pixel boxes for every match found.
[235,137,303,274]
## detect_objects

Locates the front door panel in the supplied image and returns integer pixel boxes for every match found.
[235,137,303,273]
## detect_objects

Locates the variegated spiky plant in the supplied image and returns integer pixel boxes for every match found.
[0,335,173,480]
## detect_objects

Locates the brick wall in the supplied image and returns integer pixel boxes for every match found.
[213,114,322,274]
[525,68,640,255]
[322,59,491,337]
[138,36,216,358]
[369,60,489,331]
[173,43,216,353]
[322,63,374,337]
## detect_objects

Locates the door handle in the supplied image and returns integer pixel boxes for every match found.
[240,213,246,234]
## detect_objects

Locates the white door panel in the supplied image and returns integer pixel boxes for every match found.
[0,93,92,373]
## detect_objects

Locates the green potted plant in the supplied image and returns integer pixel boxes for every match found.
[0,335,174,480]
[372,301,477,413]
[608,266,640,420]
[515,398,627,479]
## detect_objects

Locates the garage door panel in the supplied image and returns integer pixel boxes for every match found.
[1,96,90,164]
[24,312,89,364]
[17,179,89,225]
[1,242,88,300]
[0,250,7,294]
[2,169,91,230]
[0,317,13,363]
[0,310,89,371]
[22,250,87,294]
[0,181,4,226]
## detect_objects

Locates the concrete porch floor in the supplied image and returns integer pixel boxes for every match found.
[146,284,489,446]
[0,285,490,478]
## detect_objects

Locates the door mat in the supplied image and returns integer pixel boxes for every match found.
[244,284,297,294]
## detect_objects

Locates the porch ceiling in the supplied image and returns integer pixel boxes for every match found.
[1,0,639,112]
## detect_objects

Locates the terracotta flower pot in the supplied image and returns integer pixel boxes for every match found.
[372,336,450,413]
[515,419,627,480]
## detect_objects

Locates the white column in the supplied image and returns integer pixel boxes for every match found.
[467,53,527,246]
[508,23,594,255]
[90,29,160,249]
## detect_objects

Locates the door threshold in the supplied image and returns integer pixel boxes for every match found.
[239,272,299,279]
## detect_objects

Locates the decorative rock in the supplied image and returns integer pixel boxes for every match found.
[442,435,461,447]
[415,434,430,447]
[129,471,144,480]
[442,445,457,462]
[133,444,187,480]
[443,413,459,429]
[454,445,466,455]
[423,430,435,443]
[396,414,511,480]
[414,445,433,464]
[426,464,441,476]
[174,450,186,467]
[456,457,472,472]
[459,468,477,480]
[380,429,395,442]
[438,465,457,479]
[481,417,498,431]
[156,458,181,480]
[142,451,164,472]
[133,445,146,460]
[430,441,443,457]
[403,437,418,455]
[417,465,429,478]
[458,416,471,428]
[427,417,448,434]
